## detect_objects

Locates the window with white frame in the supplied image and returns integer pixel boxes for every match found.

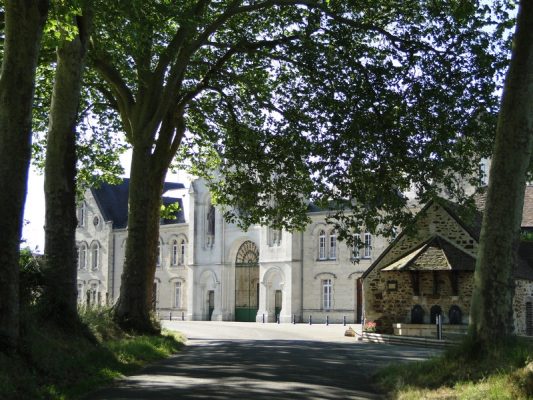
[364,233,372,258]
[156,241,161,268]
[352,234,360,260]
[329,230,337,260]
[179,239,186,265]
[77,202,86,227]
[91,242,100,271]
[78,243,87,270]
[171,239,178,266]
[318,230,326,260]
[322,279,332,310]
[175,281,182,308]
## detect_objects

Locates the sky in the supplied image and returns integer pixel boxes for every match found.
[21,150,192,253]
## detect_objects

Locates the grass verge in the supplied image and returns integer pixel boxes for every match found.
[0,307,184,400]
[376,337,533,399]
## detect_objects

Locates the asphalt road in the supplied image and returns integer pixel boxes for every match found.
[84,321,441,400]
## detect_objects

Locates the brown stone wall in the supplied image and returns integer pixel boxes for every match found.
[513,279,533,335]
[364,203,478,323]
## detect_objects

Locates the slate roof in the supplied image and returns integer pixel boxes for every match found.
[381,236,476,272]
[91,179,185,229]
[474,186,533,227]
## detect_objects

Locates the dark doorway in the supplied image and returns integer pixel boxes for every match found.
[430,305,442,324]
[411,305,424,324]
[356,278,363,323]
[275,290,282,321]
[208,290,215,321]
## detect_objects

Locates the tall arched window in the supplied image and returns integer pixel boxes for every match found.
[156,241,161,268]
[179,239,186,265]
[91,242,100,271]
[171,239,178,266]
[78,243,87,270]
[329,230,337,260]
[77,202,86,227]
[318,230,326,260]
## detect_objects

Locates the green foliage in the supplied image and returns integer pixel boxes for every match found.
[160,201,181,220]
[19,247,44,307]
[376,338,533,399]
[0,307,183,400]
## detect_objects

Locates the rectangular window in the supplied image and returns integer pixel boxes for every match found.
[175,281,182,309]
[352,234,360,259]
[329,234,337,260]
[318,234,326,260]
[364,233,372,258]
[322,279,332,310]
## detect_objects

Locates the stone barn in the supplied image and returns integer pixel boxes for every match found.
[361,194,533,337]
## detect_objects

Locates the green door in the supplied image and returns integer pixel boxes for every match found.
[235,241,259,322]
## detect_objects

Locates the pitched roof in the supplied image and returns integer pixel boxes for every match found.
[474,185,533,227]
[381,236,475,272]
[91,179,185,229]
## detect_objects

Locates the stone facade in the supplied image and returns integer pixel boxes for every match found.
[362,199,533,336]
[76,178,388,324]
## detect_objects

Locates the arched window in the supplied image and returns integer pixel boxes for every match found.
[179,239,186,265]
[318,230,326,260]
[91,242,100,271]
[77,202,86,228]
[171,239,178,266]
[78,243,87,270]
[206,203,215,246]
[329,230,337,260]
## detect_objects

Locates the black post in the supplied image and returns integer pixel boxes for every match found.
[262,313,265,323]
[309,315,312,325]
[277,315,280,324]
[182,311,184,321]
[326,315,329,326]
[436,314,443,340]
[169,311,172,321]
[292,314,296,324]
[343,315,346,326]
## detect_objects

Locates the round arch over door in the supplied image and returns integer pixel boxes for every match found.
[235,241,259,322]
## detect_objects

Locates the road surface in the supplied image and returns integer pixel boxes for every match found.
[84,321,440,399]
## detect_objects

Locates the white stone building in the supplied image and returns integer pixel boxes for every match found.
[76,178,388,323]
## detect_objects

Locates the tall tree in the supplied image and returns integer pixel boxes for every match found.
[42,2,92,327]
[470,0,533,347]
[0,0,49,351]
[89,0,506,332]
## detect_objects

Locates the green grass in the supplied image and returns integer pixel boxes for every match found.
[376,338,533,399]
[0,307,185,400]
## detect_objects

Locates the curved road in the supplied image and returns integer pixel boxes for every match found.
[84,321,440,400]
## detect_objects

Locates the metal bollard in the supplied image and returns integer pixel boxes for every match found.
[436,314,443,340]
[182,311,184,321]
[262,313,265,323]
[343,315,346,326]
[326,315,329,326]
[169,311,172,321]
[292,314,296,324]
[309,315,312,325]
[277,315,280,324]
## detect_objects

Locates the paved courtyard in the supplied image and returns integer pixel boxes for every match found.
[84,321,441,400]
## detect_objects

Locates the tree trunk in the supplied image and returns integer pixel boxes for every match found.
[469,0,533,347]
[42,10,92,328]
[114,144,166,333]
[0,0,49,352]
